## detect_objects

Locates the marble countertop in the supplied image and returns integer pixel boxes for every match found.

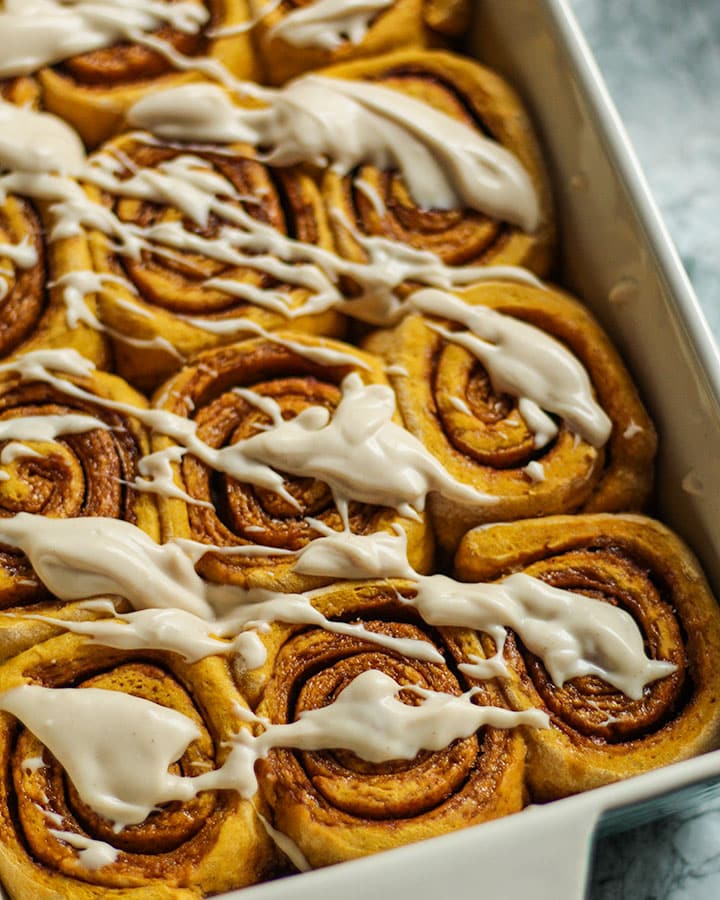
[570,1,720,897]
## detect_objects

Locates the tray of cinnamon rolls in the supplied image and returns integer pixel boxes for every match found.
[0,1,719,898]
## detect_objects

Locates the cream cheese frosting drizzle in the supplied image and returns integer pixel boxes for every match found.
[0,513,442,663]
[0,350,492,519]
[295,528,676,699]
[0,97,543,329]
[0,511,676,699]
[0,674,549,829]
[0,0,209,78]
[0,684,205,828]
[47,830,119,870]
[129,78,540,230]
[267,0,394,49]
[407,573,676,699]
[410,288,612,448]
[0,238,38,269]
[0,100,86,176]
[33,602,268,667]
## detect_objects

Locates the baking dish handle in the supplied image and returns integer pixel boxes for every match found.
[475,801,601,900]
[231,798,602,900]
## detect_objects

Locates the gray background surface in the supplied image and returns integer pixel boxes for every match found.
[570,1,720,897]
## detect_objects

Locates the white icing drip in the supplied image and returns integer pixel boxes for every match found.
[0,99,86,176]
[0,510,677,697]
[34,603,268,667]
[517,397,558,450]
[48,830,119,871]
[268,0,393,49]
[290,529,676,699]
[209,0,283,37]
[233,372,494,522]
[0,414,111,446]
[39,806,65,827]
[384,364,408,377]
[354,177,387,217]
[0,684,204,828]
[0,512,217,619]
[412,289,612,448]
[523,460,545,482]
[255,809,311,873]
[216,592,444,663]
[0,237,38,268]
[623,420,643,439]
[54,269,185,359]
[0,674,548,828]
[0,351,489,520]
[0,442,44,465]
[130,447,214,508]
[295,527,415,579]
[22,755,45,773]
[0,0,209,78]
[0,514,441,664]
[449,395,472,416]
[129,78,539,230]
[407,573,676,699]
[0,100,544,328]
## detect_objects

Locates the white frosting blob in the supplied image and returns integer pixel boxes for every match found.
[0,100,86,175]
[129,77,540,229]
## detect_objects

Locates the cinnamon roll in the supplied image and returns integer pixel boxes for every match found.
[0,557,124,664]
[247,579,527,866]
[0,365,158,530]
[455,514,720,800]
[39,0,260,149]
[318,50,555,282]
[0,84,109,368]
[366,282,656,555]
[151,335,434,592]
[254,0,470,86]
[0,634,278,898]
[81,132,344,391]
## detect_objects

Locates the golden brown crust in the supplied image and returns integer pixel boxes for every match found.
[366,281,656,556]
[455,514,720,800]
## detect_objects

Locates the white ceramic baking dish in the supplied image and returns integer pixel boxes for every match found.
[215,1,720,898]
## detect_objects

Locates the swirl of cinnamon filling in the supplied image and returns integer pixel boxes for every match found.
[455,514,720,800]
[245,580,526,866]
[152,335,432,591]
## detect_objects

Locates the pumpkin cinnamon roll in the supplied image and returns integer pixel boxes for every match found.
[318,50,555,286]
[81,131,344,391]
[455,514,720,800]
[253,0,470,85]
[152,335,433,592]
[39,0,260,149]
[0,363,158,532]
[366,282,656,555]
[0,635,277,898]
[246,579,527,866]
[0,84,108,368]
